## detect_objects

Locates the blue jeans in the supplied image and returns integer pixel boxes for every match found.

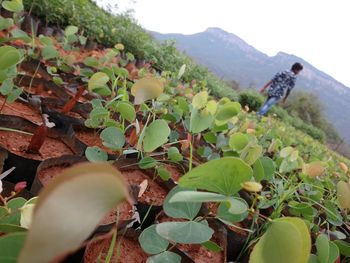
[257,97,280,116]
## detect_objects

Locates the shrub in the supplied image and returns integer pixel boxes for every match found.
[238,90,264,111]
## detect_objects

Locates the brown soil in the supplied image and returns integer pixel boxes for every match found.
[164,163,185,182]
[84,235,148,263]
[37,165,68,186]
[121,169,167,206]
[75,130,108,150]
[0,96,42,124]
[0,131,73,160]
[99,202,134,225]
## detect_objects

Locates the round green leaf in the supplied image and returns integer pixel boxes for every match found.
[41,46,59,60]
[250,217,311,263]
[328,241,339,263]
[143,119,170,152]
[18,163,129,263]
[156,221,214,244]
[190,108,214,133]
[179,157,253,195]
[316,234,330,263]
[0,17,13,31]
[131,77,164,105]
[229,132,249,152]
[215,102,241,122]
[116,101,136,122]
[240,145,262,166]
[0,46,22,70]
[334,240,350,257]
[2,1,23,13]
[88,72,110,92]
[260,157,275,181]
[83,57,99,68]
[100,127,125,150]
[192,91,208,109]
[138,156,157,169]
[337,181,350,210]
[85,146,108,163]
[139,225,169,255]
[217,199,248,223]
[163,186,201,220]
[253,158,265,182]
[167,147,183,162]
[64,25,78,36]
[147,251,181,263]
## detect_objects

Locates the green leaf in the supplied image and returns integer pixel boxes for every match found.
[0,78,13,95]
[84,57,99,68]
[253,158,265,182]
[177,64,186,79]
[139,225,169,255]
[10,29,31,43]
[0,232,26,263]
[260,157,275,181]
[39,35,53,46]
[143,119,170,152]
[2,1,24,13]
[334,240,350,257]
[64,25,79,36]
[41,46,59,60]
[203,132,217,144]
[328,242,339,263]
[0,46,22,70]
[116,101,136,122]
[88,72,110,92]
[170,190,248,216]
[192,91,208,109]
[100,127,125,151]
[308,255,319,263]
[163,186,201,220]
[179,157,253,196]
[18,163,129,263]
[156,221,214,244]
[0,17,13,31]
[85,146,108,163]
[190,108,214,134]
[138,156,157,169]
[280,146,294,158]
[249,217,311,263]
[240,145,262,166]
[337,181,350,209]
[167,147,183,162]
[156,165,171,181]
[0,224,27,233]
[215,102,241,122]
[202,240,222,253]
[147,251,181,263]
[131,77,164,105]
[6,87,22,103]
[217,199,248,223]
[229,132,249,152]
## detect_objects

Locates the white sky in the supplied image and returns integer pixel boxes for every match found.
[98,0,350,87]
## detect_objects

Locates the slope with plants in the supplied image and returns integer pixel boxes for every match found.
[0,1,350,263]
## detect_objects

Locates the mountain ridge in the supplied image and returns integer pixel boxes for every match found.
[151,28,350,143]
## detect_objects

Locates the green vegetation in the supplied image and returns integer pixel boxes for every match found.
[1,2,350,262]
[23,0,238,101]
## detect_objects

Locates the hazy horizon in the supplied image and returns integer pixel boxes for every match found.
[97,0,350,88]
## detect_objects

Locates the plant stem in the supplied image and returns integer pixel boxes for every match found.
[189,140,193,171]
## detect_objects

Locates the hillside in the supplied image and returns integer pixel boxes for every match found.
[1,1,350,263]
[152,27,350,144]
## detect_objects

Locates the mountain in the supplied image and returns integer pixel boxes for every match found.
[151,27,350,144]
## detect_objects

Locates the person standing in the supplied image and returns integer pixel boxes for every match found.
[257,62,303,116]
